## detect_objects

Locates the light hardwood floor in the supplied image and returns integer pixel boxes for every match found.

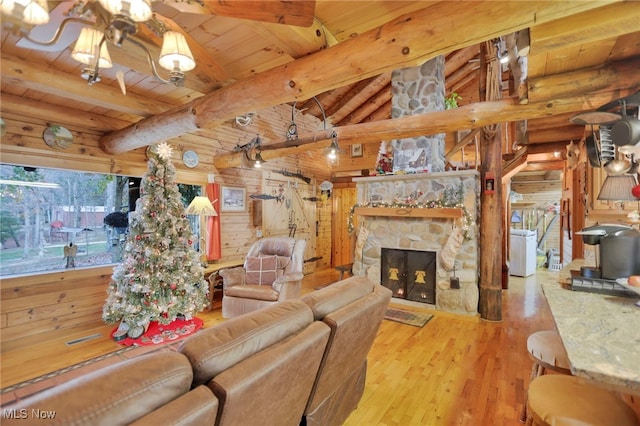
[1,268,560,424]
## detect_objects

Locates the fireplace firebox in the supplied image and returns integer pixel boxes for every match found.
[381,248,436,304]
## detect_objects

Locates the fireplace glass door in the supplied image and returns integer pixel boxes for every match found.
[381,248,436,304]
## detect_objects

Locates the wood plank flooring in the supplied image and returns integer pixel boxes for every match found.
[1,267,557,424]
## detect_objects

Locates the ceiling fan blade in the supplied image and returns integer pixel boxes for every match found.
[207,1,316,27]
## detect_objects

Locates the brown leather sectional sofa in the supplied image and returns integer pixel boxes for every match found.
[2,276,392,426]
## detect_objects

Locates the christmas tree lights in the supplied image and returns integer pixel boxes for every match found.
[103,142,208,335]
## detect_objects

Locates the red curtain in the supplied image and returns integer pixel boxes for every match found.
[205,183,222,261]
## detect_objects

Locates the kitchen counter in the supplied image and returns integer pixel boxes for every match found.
[541,266,640,395]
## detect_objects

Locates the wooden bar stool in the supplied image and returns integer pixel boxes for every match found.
[525,375,639,426]
[520,330,572,422]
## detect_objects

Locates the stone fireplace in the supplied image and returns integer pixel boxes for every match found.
[352,170,479,315]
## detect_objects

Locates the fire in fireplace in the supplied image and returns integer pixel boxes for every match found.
[381,248,436,304]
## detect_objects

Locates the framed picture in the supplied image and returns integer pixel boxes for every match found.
[351,143,363,158]
[220,186,246,212]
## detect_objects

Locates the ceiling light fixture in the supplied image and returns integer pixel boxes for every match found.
[327,131,339,160]
[236,135,265,168]
[1,0,196,87]
[494,38,509,64]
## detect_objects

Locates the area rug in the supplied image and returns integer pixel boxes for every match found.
[112,317,203,346]
[384,308,433,328]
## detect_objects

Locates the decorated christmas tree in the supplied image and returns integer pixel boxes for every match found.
[103,142,208,338]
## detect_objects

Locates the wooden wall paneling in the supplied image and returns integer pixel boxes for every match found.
[0,266,113,346]
[260,171,317,274]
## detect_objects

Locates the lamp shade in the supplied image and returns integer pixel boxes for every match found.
[597,174,638,201]
[511,210,522,223]
[159,31,196,72]
[99,0,152,22]
[1,0,15,15]
[71,27,113,68]
[17,0,49,25]
[186,196,217,216]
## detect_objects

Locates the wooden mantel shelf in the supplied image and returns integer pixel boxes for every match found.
[353,207,463,219]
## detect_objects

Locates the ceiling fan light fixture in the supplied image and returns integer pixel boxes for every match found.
[99,0,152,23]
[159,31,196,72]
[72,27,113,69]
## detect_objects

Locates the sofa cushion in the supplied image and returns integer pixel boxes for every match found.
[245,255,278,284]
[225,284,279,301]
[2,351,194,426]
[301,275,376,320]
[179,299,313,387]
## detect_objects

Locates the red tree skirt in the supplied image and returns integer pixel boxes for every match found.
[112,317,203,346]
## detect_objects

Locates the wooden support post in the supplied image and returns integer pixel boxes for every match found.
[478,40,503,322]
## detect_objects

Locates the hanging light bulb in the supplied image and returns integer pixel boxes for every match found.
[254,150,265,168]
[327,131,339,160]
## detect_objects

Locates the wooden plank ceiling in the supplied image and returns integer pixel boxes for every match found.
[1,1,639,184]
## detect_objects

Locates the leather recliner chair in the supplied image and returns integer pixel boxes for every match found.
[219,237,306,318]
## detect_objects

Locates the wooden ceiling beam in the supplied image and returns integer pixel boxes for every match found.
[525,126,585,144]
[332,74,392,125]
[1,54,173,116]
[101,1,615,154]
[445,46,480,79]
[530,2,640,52]
[527,55,639,103]
[0,93,132,131]
[213,88,632,169]
[338,84,392,126]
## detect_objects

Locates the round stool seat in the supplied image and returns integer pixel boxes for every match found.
[527,330,571,374]
[527,375,638,426]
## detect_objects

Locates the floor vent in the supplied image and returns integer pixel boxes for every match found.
[65,333,102,346]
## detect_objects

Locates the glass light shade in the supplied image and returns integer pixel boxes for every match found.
[159,31,196,72]
[99,0,151,22]
[19,0,49,25]
[597,175,638,201]
[186,196,217,216]
[1,0,15,15]
[71,27,113,68]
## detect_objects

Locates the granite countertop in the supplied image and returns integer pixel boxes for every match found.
[541,266,640,396]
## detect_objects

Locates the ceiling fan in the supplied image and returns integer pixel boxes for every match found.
[2,0,316,93]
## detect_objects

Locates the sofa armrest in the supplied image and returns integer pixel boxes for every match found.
[219,266,246,289]
[273,272,304,300]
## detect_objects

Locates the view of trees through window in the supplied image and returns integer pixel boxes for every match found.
[0,164,201,277]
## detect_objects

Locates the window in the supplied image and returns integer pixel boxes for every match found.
[0,164,201,277]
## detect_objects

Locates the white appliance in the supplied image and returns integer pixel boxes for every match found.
[510,229,537,277]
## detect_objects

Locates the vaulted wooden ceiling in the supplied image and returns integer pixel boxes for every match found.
[2,1,639,179]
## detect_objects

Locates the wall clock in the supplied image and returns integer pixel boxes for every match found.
[182,150,199,168]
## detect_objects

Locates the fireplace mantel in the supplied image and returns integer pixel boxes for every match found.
[353,206,463,219]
